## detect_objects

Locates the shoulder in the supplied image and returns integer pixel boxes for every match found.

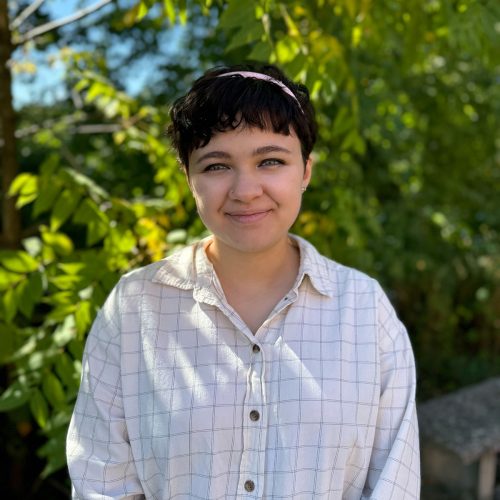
[117,242,200,293]
[293,234,381,299]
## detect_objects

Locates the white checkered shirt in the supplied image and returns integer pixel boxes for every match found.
[67,235,420,499]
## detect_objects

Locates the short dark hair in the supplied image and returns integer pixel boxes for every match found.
[167,63,317,169]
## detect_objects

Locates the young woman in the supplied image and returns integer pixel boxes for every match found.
[67,64,420,499]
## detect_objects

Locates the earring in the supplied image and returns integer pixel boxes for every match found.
[301,186,307,193]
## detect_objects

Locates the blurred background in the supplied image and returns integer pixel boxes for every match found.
[0,0,498,497]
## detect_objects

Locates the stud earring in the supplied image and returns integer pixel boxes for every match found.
[301,186,307,193]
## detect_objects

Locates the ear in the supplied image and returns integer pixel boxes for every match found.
[302,156,313,187]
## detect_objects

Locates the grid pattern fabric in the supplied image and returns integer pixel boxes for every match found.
[67,235,420,499]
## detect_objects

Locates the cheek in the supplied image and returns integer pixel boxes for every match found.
[190,181,221,211]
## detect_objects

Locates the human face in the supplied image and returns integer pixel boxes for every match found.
[188,126,312,256]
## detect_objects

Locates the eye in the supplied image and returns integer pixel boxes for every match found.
[203,163,229,173]
[259,158,285,168]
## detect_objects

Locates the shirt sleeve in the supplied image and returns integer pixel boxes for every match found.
[66,282,145,499]
[362,285,421,499]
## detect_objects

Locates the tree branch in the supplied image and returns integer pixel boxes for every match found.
[0,114,145,148]
[13,0,113,45]
[0,112,86,146]
[10,0,45,31]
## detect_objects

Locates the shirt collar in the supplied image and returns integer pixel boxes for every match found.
[290,235,335,298]
[152,235,334,298]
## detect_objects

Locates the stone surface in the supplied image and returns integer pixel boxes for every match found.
[418,377,500,464]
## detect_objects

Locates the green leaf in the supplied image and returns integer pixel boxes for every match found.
[8,173,35,196]
[46,303,77,322]
[41,231,74,256]
[248,40,272,61]
[33,180,62,217]
[225,21,264,52]
[30,389,49,428]
[2,287,17,323]
[49,274,85,291]
[57,263,85,275]
[75,301,92,337]
[137,1,150,21]
[0,250,39,273]
[73,199,109,245]
[106,226,136,254]
[62,168,109,199]
[28,271,43,297]
[164,0,176,23]
[275,37,300,64]
[16,271,43,319]
[0,322,15,363]
[9,174,39,209]
[219,0,256,29]
[15,280,33,319]
[50,189,82,232]
[53,315,76,347]
[39,430,67,478]
[42,373,66,410]
[0,381,30,411]
[27,347,60,371]
[178,0,187,24]
[55,353,80,391]
[0,268,24,291]
[10,336,37,362]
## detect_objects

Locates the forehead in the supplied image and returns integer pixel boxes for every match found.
[190,125,301,160]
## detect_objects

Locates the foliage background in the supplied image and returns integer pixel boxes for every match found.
[0,0,498,497]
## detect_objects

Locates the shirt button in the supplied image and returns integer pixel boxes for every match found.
[249,410,260,421]
[252,344,260,353]
[244,479,255,492]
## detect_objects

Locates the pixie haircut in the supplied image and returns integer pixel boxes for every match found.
[167,63,317,169]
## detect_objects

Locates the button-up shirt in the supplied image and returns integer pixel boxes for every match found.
[67,235,420,499]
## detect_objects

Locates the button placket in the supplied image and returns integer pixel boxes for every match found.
[238,342,266,496]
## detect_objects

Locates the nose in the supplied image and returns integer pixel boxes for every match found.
[229,171,263,202]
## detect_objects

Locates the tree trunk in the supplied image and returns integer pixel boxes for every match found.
[0,0,21,249]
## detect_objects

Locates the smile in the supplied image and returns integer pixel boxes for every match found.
[226,210,271,224]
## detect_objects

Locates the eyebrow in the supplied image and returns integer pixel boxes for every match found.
[195,145,292,164]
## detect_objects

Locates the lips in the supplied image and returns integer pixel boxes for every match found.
[226,210,271,224]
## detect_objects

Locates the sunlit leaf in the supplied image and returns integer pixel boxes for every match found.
[75,301,92,337]
[50,189,82,232]
[7,173,37,197]
[0,268,24,291]
[53,316,76,347]
[0,250,39,273]
[0,381,30,412]
[164,0,176,24]
[41,231,74,256]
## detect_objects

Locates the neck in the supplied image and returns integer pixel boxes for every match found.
[205,237,299,290]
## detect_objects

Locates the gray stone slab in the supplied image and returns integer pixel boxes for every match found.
[418,377,500,464]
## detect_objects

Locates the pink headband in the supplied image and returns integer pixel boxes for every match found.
[217,71,302,110]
